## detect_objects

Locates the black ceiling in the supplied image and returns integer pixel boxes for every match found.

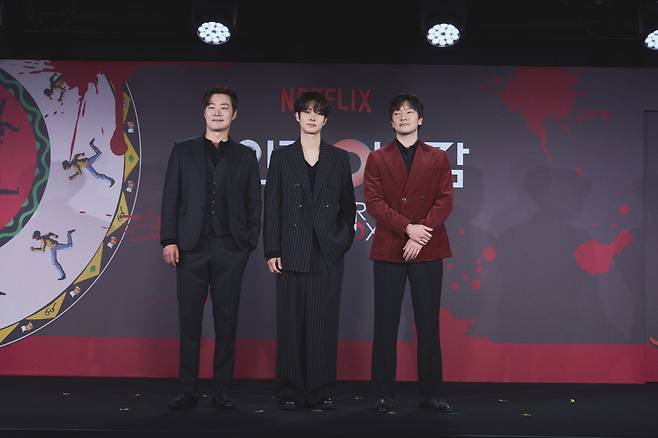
[2,0,658,66]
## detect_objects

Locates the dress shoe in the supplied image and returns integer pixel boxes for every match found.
[313,397,336,410]
[211,392,236,409]
[374,397,395,413]
[277,399,300,411]
[419,397,454,413]
[168,393,198,410]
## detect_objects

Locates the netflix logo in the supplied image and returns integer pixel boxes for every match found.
[280,88,372,113]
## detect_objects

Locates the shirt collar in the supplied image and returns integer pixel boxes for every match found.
[396,138,418,152]
[204,136,230,148]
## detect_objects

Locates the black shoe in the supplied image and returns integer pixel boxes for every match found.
[109,178,115,188]
[57,274,66,281]
[68,229,76,234]
[168,393,198,410]
[211,392,235,409]
[313,397,336,410]
[374,397,395,413]
[277,399,300,411]
[419,398,454,413]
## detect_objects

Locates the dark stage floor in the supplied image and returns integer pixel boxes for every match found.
[0,377,656,438]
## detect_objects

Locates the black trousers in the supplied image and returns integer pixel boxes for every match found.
[274,239,344,405]
[176,235,250,395]
[371,260,444,399]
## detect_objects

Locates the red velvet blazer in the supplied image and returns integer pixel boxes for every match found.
[364,141,453,262]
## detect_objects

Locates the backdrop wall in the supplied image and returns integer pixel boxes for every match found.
[0,60,656,383]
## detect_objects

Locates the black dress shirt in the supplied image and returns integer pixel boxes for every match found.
[396,138,418,173]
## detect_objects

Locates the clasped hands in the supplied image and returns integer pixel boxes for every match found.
[403,223,433,262]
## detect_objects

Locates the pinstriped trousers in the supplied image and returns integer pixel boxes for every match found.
[274,236,344,406]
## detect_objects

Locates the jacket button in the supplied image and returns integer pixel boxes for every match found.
[420,195,424,199]
[326,203,330,208]
[401,197,407,202]
[298,204,302,208]
[292,224,297,228]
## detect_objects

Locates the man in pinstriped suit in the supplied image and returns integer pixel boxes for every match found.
[263,91,356,411]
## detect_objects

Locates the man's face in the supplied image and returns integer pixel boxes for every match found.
[204,93,236,132]
[391,102,423,135]
[295,104,327,135]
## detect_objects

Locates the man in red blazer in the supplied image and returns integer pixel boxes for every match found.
[364,94,454,413]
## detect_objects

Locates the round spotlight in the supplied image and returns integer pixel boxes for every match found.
[645,30,658,50]
[427,23,460,48]
[197,21,231,45]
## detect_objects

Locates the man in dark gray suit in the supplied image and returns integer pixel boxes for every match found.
[160,86,261,410]
[264,91,356,411]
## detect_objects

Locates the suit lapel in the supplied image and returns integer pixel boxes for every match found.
[404,142,429,191]
[223,140,244,191]
[289,142,313,199]
[312,141,336,200]
[191,137,206,186]
[380,141,408,191]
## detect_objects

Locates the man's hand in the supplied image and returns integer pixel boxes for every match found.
[163,244,179,267]
[405,224,433,245]
[267,257,283,274]
[402,239,423,261]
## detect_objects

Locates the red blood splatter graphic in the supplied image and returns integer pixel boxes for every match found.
[476,266,483,273]
[123,210,161,242]
[575,167,586,176]
[619,204,630,216]
[574,229,633,274]
[446,264,454,271]
[354,221,366,241]
[471,280,481,290]
[611,223,618,229]
[499,67,585,161]
[450,282,460,290]
[461,273,469,281]
[27,61,141,157]
[457,228,465,236]
[483,247,497,262]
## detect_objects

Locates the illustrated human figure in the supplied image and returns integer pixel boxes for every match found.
[43,73,67,102]
[62,138,115,187]
[31,229,76,280]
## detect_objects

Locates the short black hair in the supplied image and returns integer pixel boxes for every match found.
[388,94,424,119]
[32,230,41,239]
[61,160,71,170]
[294,91,331,118]
[202,86,238,112]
